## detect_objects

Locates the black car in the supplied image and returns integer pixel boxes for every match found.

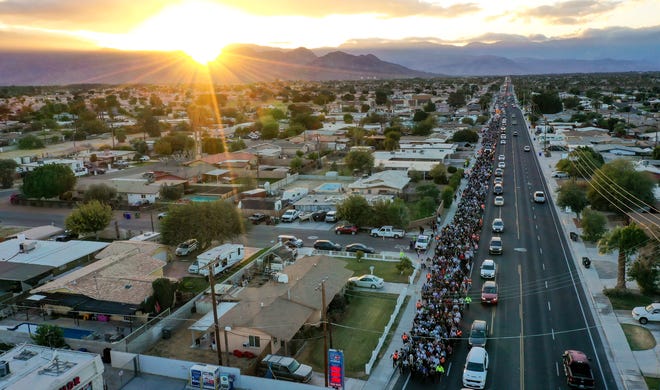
[54,230,78,242]
[313,240,341,251]
[344,243,375,254]
[311,210,328,222]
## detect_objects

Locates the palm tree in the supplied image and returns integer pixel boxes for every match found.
[598,223,648,289]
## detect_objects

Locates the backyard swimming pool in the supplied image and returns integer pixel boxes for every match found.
[315,183,342,192]
[8,322,95,340]
[185,195,220,202]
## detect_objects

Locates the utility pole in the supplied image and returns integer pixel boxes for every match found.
[205,262,224,366]
[319,279,329,387]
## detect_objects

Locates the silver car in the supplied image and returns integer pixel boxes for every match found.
[348,275,384,289]
[469,320,488,347]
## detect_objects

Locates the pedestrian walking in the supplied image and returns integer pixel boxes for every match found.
[392,350,399,368]
[419,225,424,235]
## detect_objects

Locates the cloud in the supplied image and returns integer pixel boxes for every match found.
[220,0,481,18]
[516,0,622,24]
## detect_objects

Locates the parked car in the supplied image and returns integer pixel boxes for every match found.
[175,239,199,256]
[54,230,78,242]
[481,281,499,304]
[631,303,660,324]
[552,171,569,178]
[281,209,300,222]
[344,243,375,254]
[469,320,488,347]
[370,226,405,238]
[491,218,504,233]
[324,210,338,223]
[462,346,489,389]
[139,155,150,162]
[489,237,503,255]
[533,191,546,203]
[313,240,341,251]
[249,213,268,224]
[278,235,304,248]
[311,210,328,221]
[562,350,595,389]
[414,234,431,251]
[258,354,313,383]
[480,259,496,279]
[348,274,384,289]
[335,225,359,235]
[157,212,168,220]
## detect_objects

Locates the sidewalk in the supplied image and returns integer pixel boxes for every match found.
[527,112,659,389]
[362,150,476,390]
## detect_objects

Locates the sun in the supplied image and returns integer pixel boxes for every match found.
[96,0,246,64]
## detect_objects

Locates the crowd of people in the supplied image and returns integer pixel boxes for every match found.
[393,109,504,382]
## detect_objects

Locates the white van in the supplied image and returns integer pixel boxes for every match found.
[462,346,488,389]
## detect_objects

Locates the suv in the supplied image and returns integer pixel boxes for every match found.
[562,350,595,388]
[281,209,300,222]
[462,346,488,389]
[175,239,199,256]
[324,211,338,223]
[258,354,313,383]
[488,237,502,255]
[491,218,504,233]
[631,303,660,324]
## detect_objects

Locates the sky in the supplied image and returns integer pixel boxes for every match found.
[0,0,658,64]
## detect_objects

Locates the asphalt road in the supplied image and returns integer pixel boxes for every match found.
[400,97,617,389]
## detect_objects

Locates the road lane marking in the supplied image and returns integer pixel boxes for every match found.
[542,263,545,271]
[552,328,555,340]
[545,281,548,289]
[548,301,552,311]
[539,247,543,255]
[519,264,524,390]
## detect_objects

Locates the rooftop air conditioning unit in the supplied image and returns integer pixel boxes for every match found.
[19,241,37,253]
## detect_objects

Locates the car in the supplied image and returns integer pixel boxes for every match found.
[493,184,503,195]
[114,160,129,168]
[325,210,338,223]
[157,212,168,220]
[469,320,488,347]
[481,281,499,304]
[248,213,268,224]
[278,235,304,248]
[491,218,504,233]
[533,191,546,203]
[54,230,78,242]
[513,131,518,136]
[562,350,595,389]
[139,155,150,162]
[258,354,313,383]
[462,346,488,389]
[348,274,384,289]
[498,154,505,161]
[415,235,431,251]
[523,145,531,152]
[175,239,199,256]
[500,134,506,140]
[631,303,660,324]
[494,168,503,177]
[493,177,503,185]
[497,161,506,169]
[480,259,496,279]
[311,210,328,221]
[281,209,300,222]
[313,240,342,251]
[488,237,502,255]
[552,171,569,178]
[335,224,359,235]
[494,196,504,206]
[500,139,506,145]
[344,243,375,254]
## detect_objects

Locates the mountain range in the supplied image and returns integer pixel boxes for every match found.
[0,26,658,85]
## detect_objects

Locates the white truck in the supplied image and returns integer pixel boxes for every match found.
[188,244,245,276]
[281,209,301,222]
[370,226,405,239]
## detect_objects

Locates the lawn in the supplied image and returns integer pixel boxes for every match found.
[621,323,657,351]
[296,290,398,379]
[604,289,657,310]
[178,277,209,294]
[338,258,412,284]
[645,376,660,389]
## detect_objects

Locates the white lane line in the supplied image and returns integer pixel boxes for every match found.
[548,301,552,311]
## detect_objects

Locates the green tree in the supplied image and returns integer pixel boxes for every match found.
[429,164,448,184]
[32,324,66,348]
[562,96,580,110]
[580,208,607,242]
[447,91,466,109]
[229,139,246,152]
[131,139,149,155]
[336,194,373,227]
[556,147,604,178]
[533,90,563,114]
[65,200,113,239]
[289,157,304,173]
[452,129,479,143]
[115,128,127,143]
[412,110,429,122]
[627,245,659,295]
[344,150,374,173]
[653,145,660,160]
[343,114,354,124]
[83,183,117,204]
[18,134,45,149]
[0,159,18,189]
[412,116,435,136]
[22,164,76,199]
[441,187,455,207]
[160,184,184,201]
[151,278,178,312]
[371,198,409,228]
[556,181,588,219]
[423,101,436,112]
[375,89,388,105]
[159,201,243,249]
[587,159,655,215]
[598,223,648,289]
[396,256,414,275]
[461,117,475,126]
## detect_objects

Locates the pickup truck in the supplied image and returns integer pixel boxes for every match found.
[281,209,300,223]
[562,350,595,389]
[370,226,405,239]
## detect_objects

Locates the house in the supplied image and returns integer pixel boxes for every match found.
[30,246,169,319]
[19,158,88,177]
[187,256,352,356]
[107,178,161,205]
[348,170,411,195]
[373,149,452,173]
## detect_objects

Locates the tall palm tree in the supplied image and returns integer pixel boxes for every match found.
[598,223,648,289]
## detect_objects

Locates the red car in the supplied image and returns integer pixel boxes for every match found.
[481,281,498,304]
[335,225,359,235]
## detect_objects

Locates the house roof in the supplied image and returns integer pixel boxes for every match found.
[348,170,411,191]
[188,152,256,166]
[0,262,53,282]
[31,251,166,305]
[239,198,280,210]
[0,239,108,268]
[216,256,352,340]
[95,240,167,260]
[108,179,161,195]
